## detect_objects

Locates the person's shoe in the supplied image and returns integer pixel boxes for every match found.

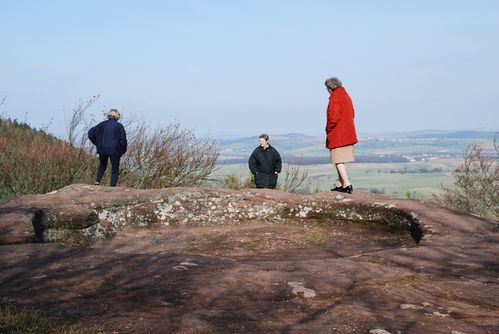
[339,185,353,194]
[330,185,342,192]
[94,181,100,186]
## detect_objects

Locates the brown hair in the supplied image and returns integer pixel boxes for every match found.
[259,134,269,141]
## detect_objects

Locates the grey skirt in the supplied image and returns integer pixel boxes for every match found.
[330,145,355,164]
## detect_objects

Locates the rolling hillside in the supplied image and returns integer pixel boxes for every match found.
[218,130,497,164]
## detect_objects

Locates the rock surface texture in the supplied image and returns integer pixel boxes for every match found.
[0,184,497,333]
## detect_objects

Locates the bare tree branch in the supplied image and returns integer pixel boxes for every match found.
[283,163,309,193]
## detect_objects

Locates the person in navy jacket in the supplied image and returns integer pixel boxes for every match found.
[88,109,127,187]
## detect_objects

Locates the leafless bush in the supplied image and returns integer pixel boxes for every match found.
[283,163,309,193]
[433,138,498,220]
[223,174,245,190]
[64,96,100,183]
[66,95,99,148]
[119,120,219,188]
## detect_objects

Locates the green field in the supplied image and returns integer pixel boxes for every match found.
[213,158,460,199]
[215,131,496,199]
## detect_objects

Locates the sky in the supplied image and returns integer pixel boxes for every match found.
[0,0,498,138]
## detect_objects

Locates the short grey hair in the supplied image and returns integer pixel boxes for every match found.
[325,77,342,90]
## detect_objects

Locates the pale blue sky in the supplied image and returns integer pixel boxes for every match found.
[1,0,498,137]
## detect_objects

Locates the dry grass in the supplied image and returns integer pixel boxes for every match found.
[0,298,101,334]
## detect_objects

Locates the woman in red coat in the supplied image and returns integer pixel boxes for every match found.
[325,77,358,193]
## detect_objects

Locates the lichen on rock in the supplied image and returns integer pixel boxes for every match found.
[0,184,424,246]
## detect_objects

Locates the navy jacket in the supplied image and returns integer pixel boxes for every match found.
[88,119,127,157]
[248,145,282,188]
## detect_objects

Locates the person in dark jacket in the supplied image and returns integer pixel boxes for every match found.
[248,134,282,189]
[88,109,127,187]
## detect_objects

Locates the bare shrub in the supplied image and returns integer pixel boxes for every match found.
[433,138,498,220]
[283,163,309,193]
[67,96,99,148]
[64,96,100,183]
[119,120,219,188]
[223,173,255,190]
[223,174,244,190]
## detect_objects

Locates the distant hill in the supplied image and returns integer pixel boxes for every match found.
[217,130,497,164]
[219,133,322,158]
[405,130,498,139]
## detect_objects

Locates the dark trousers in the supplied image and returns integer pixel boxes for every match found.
[254,172,277,189]
[96,155,121,187]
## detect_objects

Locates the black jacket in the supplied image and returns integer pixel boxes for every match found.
[88,119,127,157]
[248,145,282,189]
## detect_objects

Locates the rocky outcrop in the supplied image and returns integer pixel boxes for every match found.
[0,184,497,333]
[0,196,115,246]
[0,184,422,246]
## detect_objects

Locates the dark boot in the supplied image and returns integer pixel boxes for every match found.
[339,185,353,194]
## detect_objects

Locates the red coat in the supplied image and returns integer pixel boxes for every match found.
[325,86,358,149]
